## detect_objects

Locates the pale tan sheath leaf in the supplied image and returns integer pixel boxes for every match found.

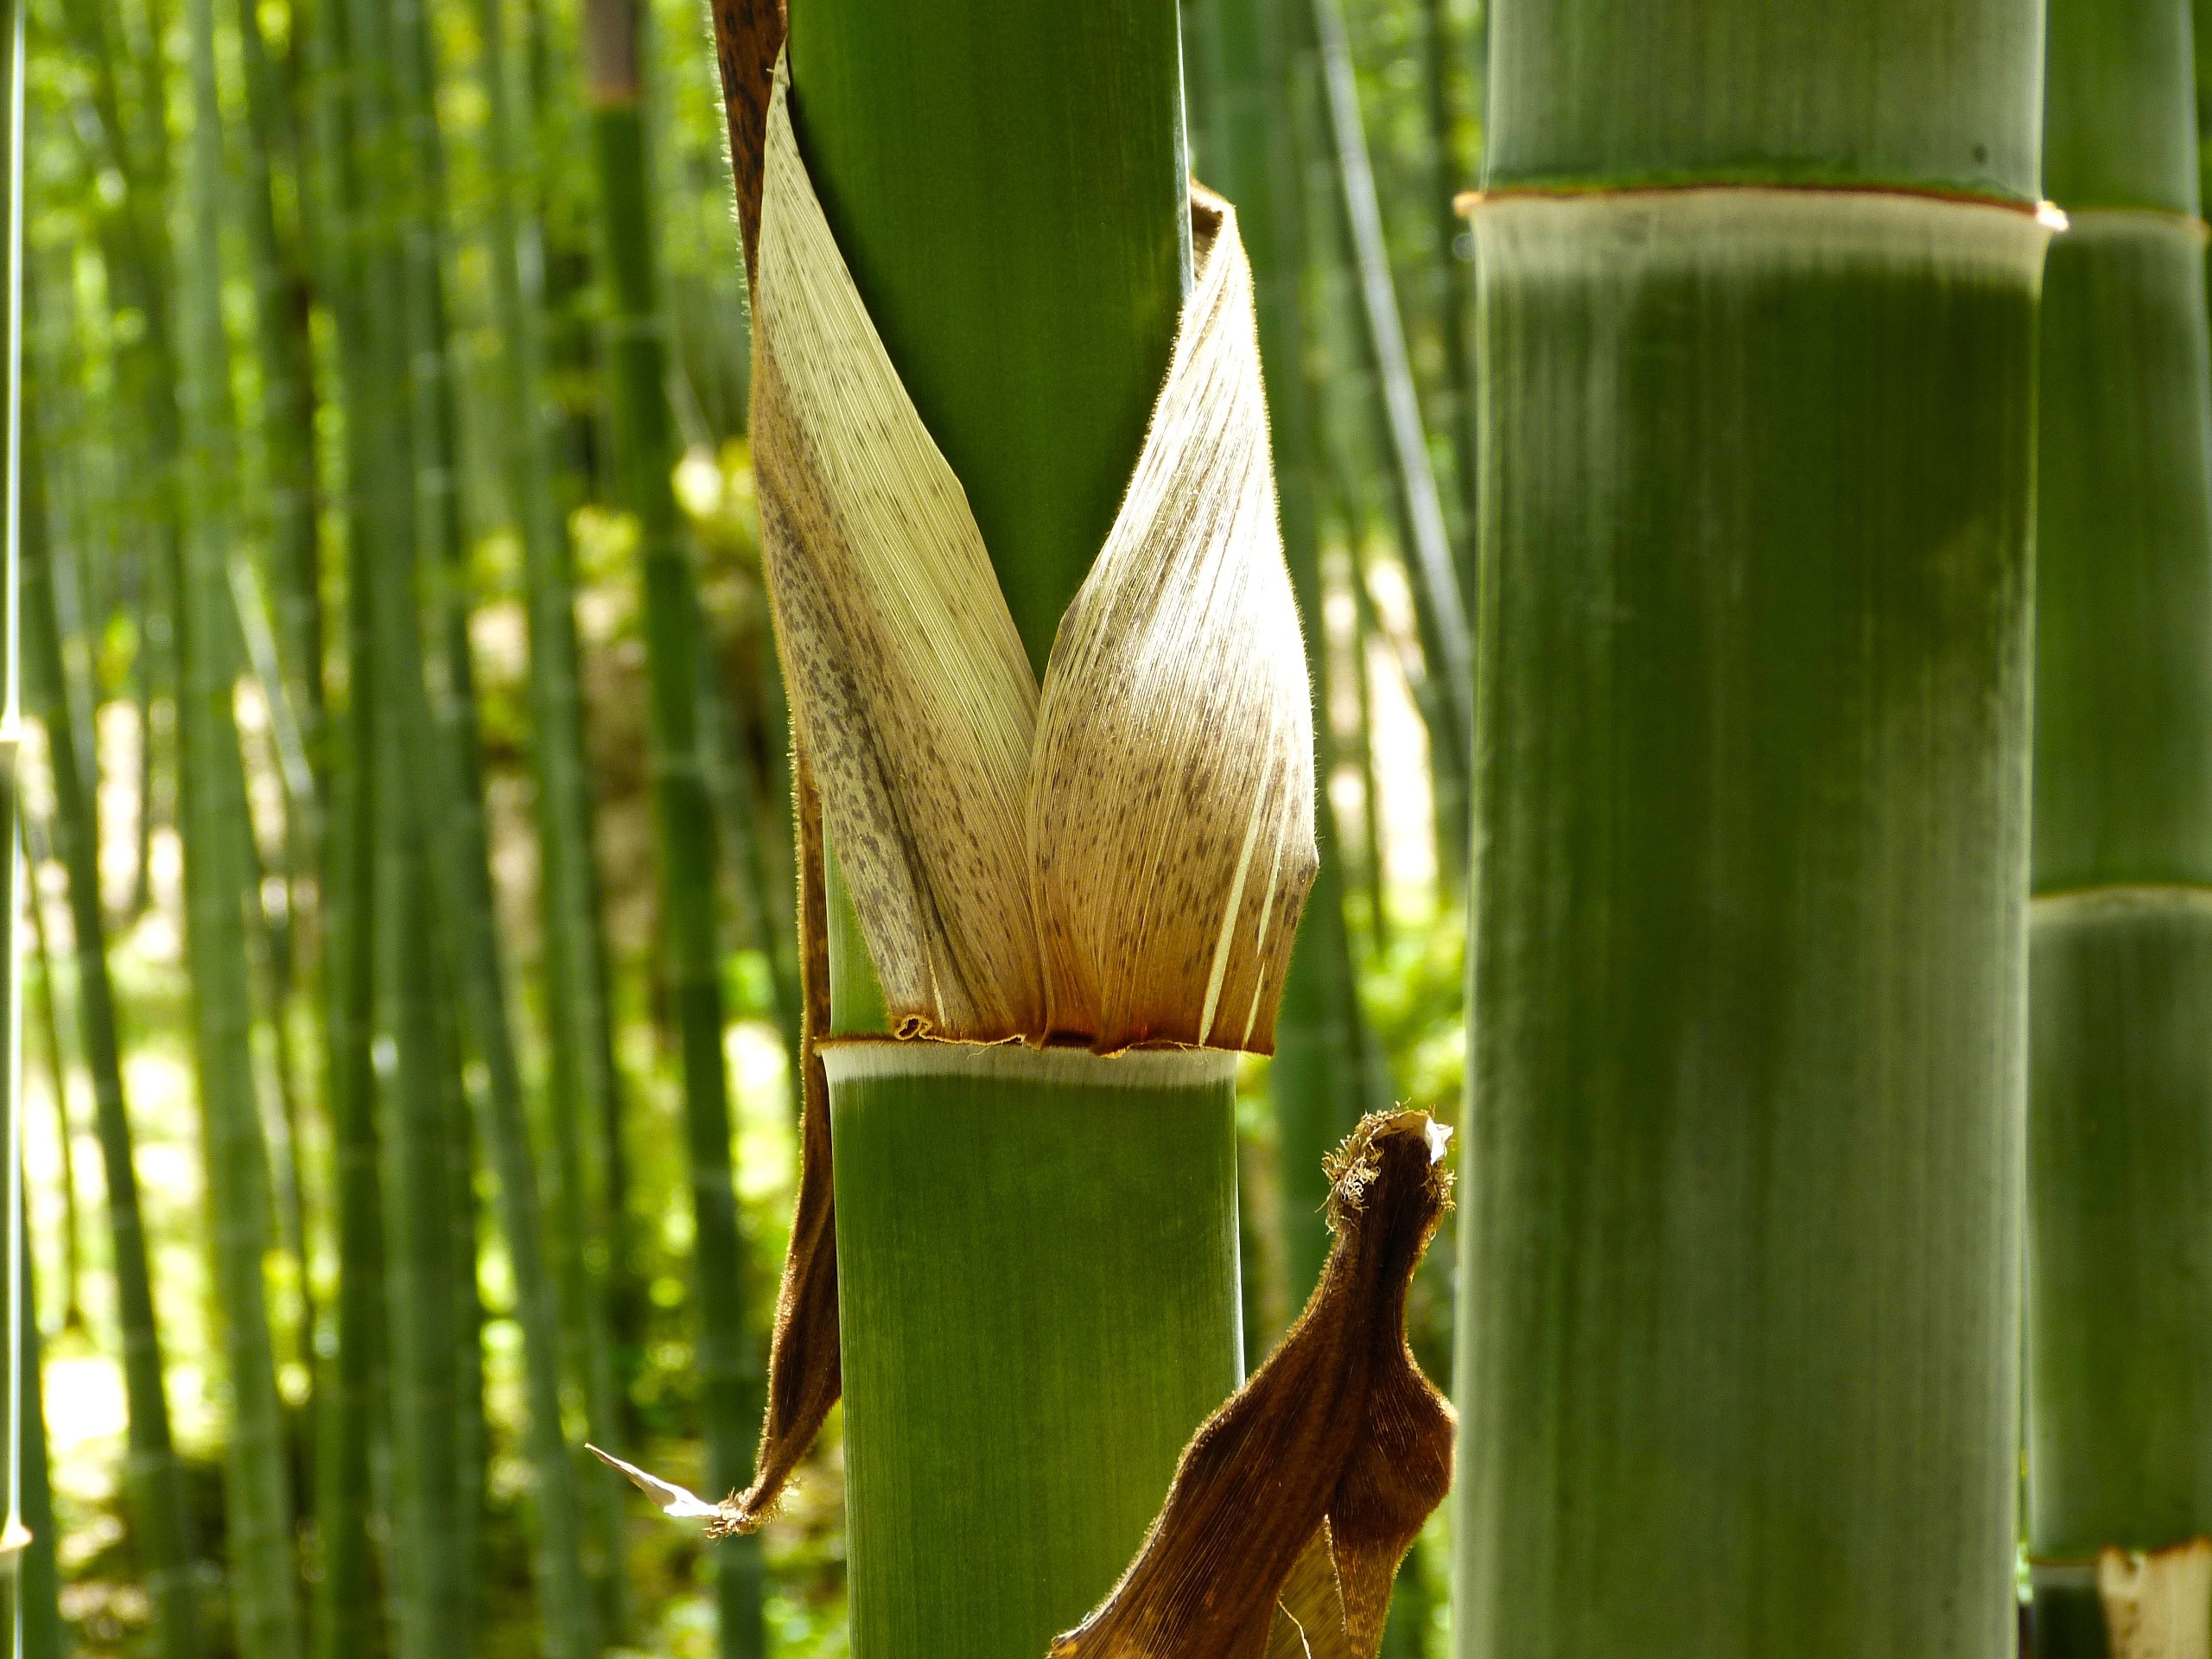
[2101,1539,2212,1659]
[751,60,1044,1041]
[1030,188,1316,1052]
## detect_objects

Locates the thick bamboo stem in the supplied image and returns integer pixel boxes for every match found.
[761,10,1249,1655]
[2027,2,2212,1651]
[828,1044,1243,1656]
[1453,5,2048,1654]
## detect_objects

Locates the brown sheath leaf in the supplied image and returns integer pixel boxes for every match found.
[703,0,779,275]
[713,740,841,1535]
[1052,1111,1455,1659]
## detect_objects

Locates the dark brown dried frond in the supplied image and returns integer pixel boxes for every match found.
[1052,1110,1456,1659]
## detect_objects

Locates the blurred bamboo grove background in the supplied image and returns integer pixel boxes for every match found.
[6,0,1484,1651]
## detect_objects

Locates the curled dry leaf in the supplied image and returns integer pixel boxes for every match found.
[750,56,1313,1056]
[1052,1110,1456,1659]
[2099,1538,2212,1659]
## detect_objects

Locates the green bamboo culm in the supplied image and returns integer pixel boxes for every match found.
[178,0,307,1642]
[581,4,761,1647]
[304,0,391,1645]
[340,0,471,1641]
[1452,6,2049,1658]
[1423,0,1477,607]
[783,7,1243,1653]
[1195,0,1389,1317]
[25,816,81,1335]
[473,0,637,1611]
[22,353,203,1659]
[825,1046,1242,1657]
[54,0,182,928]
[1313,0,1471,891]
[232,0,321,783]
[379,0,599,1643]
[2025,1,2212,1652]
[20,1234,61,1659]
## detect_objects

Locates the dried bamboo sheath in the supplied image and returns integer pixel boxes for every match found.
[1455,7,2049,1656]
[2027,0,2212,1654]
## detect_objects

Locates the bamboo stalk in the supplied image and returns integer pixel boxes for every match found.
[760,7,1249,1651]
[1452,4,2048,1655]
[302,0,391,1647]
[1423,0,1477,608]
[22,334,203,1659]
[55,0,182,926]
[378,4,598,1645]
[1310,0,1471,742]
[581,4,762,1643]
[2,3,30,1637]
[472,0,636,1614]
[24,808,82,1333]
[233,0,322,788]
[178,0,307,1639]
[828,1044,1243,1655]
[2026,1,2212,1650]
[20,1232,60,1659]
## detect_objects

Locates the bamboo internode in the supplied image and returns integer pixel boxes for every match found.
[1454,6,2051,1655]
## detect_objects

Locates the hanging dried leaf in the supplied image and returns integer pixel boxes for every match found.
[2100,1538,2212,1659]
[1052,1111,1455,1659]
[721,739,841,1531]
[750,58,1315,1055]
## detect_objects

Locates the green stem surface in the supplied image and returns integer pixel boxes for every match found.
[827,1043,1243,1656]
[1454,180,2045,1659]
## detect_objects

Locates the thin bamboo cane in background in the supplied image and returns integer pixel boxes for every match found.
[179,0,306,1637]
[23,805,81,1333]
[54,0,181,926]
[233,0,322,784]
[21,334,202,1659]
[473,0,634,1621]
[1421,0,1476,609]
[1196,0,1389,1323]
[1311,0,1471,775]
[385,5,599,1645]
[19,1231,60,1659]
[303,0,391,1637]
[582,1,762,1645]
